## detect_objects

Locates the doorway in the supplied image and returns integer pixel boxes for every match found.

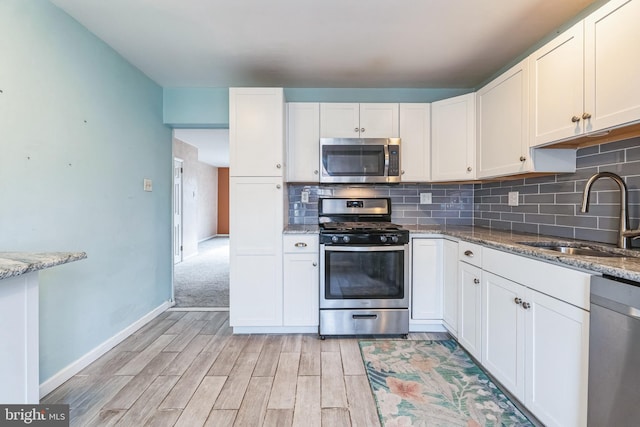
[172,131,230,308]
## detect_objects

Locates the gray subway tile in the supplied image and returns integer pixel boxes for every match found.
[539,181,575,194]
[539,224,575,239]
[556,214,597,228]
[574,228,617,245]
[524,213,556,225]
[540,204,574,215]
[576,150,625,168]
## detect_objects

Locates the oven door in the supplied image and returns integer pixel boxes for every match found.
[320,244,409,309]
[320,138,391,183]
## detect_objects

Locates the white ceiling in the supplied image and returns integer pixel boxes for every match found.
[174,129,230,167]
[49,0,598,89]
[49,0,600,166]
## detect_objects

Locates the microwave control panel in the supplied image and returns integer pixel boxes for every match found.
[388,146,400,176]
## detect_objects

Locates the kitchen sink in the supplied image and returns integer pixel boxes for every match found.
[518,241,639,258]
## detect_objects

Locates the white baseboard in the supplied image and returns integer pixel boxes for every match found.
[232,326,317,334]
[168,307,229,312]
[39,300,172,398]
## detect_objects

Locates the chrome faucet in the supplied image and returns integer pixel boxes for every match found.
[581,172,640,249]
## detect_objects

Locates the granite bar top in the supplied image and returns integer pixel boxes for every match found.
[284,223,640,282]
[0,252,87,280]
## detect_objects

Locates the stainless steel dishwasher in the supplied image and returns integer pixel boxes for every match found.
[588,275,640,426]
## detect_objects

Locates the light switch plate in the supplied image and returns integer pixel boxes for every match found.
[508,191,519,206]
[301,190,309,204]
[144,178,153,192]
[420,193,432,204]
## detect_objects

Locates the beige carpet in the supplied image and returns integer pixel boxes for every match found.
[174,236,229,307]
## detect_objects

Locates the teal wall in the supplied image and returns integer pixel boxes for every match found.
[163,87,472,128]
[0,0,173,383]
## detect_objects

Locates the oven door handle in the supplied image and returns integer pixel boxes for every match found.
[321,245,407,253]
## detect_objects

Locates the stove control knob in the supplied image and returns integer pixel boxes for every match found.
[380,235,388,243]
[331,236,339,243]
[342,236,350,243]
[391,235,399,243]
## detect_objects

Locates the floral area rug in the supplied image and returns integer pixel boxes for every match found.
[359,340,533,427]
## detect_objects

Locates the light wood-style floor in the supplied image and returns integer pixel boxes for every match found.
[43,310,447,426]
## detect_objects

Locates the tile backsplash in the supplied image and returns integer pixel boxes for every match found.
[474,138,640,246]
[288,183,474,226]
[288,138,640,246]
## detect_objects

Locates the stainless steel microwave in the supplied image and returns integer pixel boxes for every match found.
[320,138,401,183]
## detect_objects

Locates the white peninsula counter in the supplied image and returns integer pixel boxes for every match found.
[0,252,86,404]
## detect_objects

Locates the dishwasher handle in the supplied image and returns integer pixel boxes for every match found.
[591,275,640,319]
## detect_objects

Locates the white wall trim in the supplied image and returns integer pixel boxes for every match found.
[39,300,172,398]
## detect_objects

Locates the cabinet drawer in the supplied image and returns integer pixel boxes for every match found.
[283,234,319,253]
[458,241,483,267]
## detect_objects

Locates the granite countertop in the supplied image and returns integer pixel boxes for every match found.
[283,223,640,281]
[284,224,320,234]
[0,252,87,280]
[407,225,640,282]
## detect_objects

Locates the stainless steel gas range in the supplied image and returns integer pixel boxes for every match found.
[318,197,409,338]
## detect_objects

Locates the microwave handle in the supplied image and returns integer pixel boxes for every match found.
[384,144,390,178]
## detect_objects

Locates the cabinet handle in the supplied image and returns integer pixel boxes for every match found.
[473,278,480,284]
[514,297,522,305]
[571,116,581,123]
[519,156,526,162]
[582,112,592,120]
[294,242,307,248]
[355,127,360,132]
[312,262,317,267]
[522,302,531,310]
[314,170,319,175]
[464,250,474,257]
[467,166,472,172]
[401,170,405,175]
[276,184,281,189]
[360,127,365,132]
[276,163,282,169]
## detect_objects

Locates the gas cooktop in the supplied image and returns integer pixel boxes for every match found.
[320,221,405,232]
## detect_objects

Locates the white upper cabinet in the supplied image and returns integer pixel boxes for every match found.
[529,22,585,146]
[286,103,320,183]
[585,0,640,132]
[399,103,431,182]
[530,0,640,146]
[431,93,476,181]
[229,88,284,177]
[477,59,530,179]
[320,103,399,138]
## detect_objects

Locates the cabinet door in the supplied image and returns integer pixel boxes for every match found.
[229,177,284,327]
[283,253,319,326]
[477,59,529,178]
[482,272,525,401]
[229,88,284,177]
[524,289,589,427]
[399,103,431,182]
[529,22,585,146]
[411,239,443,320]
[458,261,482,360]
[585,0,640,132]
[442,239,459,336]
[431,93,476,181]
[286,103,320,182]
[320,103,360,138]
[359,103,400,138]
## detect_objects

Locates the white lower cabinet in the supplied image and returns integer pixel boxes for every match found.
[442,239,459,336]
[482,272,526,400]
[283,235,319,327]
[411,239,443,321]
[524,288,589,427]
[229,177,284,327]
[458,261,482,360]
[480,247,590,427]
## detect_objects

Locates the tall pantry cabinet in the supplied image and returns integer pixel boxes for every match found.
[229,88,285,327]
